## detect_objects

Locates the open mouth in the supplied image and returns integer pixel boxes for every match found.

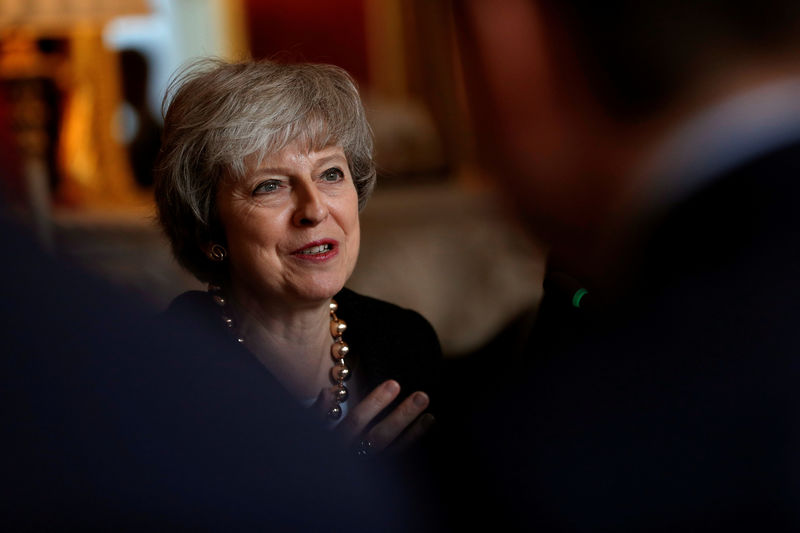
[298,243,333,255]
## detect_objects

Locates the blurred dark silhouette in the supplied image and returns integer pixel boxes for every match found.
[0,212,419,531]
[435,0,800,530]
[118,49,161,188]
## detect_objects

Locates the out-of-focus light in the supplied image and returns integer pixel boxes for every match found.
[0,0,149,31]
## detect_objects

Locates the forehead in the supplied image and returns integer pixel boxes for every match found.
[248,142,347,173]
[263,141,345,164]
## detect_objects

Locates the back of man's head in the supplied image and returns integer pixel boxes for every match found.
[541,0,800,118]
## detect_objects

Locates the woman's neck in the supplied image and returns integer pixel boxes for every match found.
[229,285,334,401]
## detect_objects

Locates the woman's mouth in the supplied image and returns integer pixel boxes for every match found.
[291,240,339,262]
[298,243,332,255]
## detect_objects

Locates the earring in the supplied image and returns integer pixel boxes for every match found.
[208,243,228,262]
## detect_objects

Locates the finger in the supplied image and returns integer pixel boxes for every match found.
[387,413,436,456]
[311,387,334,419]
[366,391,430,452]
[339,380,401,443]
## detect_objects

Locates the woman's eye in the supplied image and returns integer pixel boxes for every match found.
[253,180,282,194]
[321,168,345,182]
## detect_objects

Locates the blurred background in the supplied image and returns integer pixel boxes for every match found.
[0,0,545,356]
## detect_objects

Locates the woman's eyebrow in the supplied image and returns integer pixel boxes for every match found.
[249,167,291,177]
[314,153,347,167]
[246,151,346,178]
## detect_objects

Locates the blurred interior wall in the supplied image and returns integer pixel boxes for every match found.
[244,0,369,84]
[105,0,250,122]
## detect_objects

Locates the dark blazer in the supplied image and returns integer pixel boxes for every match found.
[439,140,800,531]
[165,287,442,416]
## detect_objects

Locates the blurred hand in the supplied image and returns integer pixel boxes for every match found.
[315,379,435,455]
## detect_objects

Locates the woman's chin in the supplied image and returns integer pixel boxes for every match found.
[231,275,346,310]
[289,280,346,305]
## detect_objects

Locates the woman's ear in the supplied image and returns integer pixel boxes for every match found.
[204,242,228,262]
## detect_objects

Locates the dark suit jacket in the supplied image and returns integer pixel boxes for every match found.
[438,140,800,531]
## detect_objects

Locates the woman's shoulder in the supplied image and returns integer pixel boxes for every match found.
[336,288,442,404]
[165,290,215,314]
[335,287,442,361]
[335,287,434,330]
[162,290,221,331]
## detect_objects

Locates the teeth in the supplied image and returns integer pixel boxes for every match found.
[300,244,331,254]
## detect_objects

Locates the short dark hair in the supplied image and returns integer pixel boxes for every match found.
[541,0,800,117]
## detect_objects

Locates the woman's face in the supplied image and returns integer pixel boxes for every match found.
[216,141,360,307]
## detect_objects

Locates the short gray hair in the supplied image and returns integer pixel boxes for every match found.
[154,58,375,283]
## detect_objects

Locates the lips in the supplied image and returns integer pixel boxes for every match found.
[298,243,332,255]
[291,239,339,262]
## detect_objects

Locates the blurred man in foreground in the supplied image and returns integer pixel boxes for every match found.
[0,214,418,531]
[446,1,800,530]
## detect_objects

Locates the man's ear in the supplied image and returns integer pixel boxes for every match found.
[453,0,620,251]
[453,0,595,222]
[455,0,564,156]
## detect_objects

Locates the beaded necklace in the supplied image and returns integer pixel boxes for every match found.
[208,284,351,419]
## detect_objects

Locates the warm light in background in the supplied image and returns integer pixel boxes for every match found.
[0,0,149,28]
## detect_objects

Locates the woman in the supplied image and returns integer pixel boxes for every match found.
[154,58,440,454]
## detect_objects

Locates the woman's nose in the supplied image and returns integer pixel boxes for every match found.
[292,185,328,227]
